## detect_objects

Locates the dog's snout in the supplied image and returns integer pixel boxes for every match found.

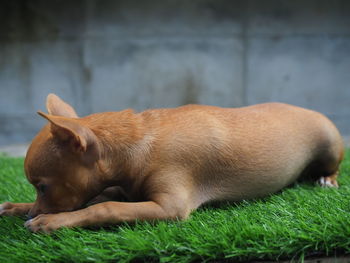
[26,214,34,220]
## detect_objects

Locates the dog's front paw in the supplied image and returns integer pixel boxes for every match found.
[24,213,72,233]
[0,202,24,216]
[0,202,10,215]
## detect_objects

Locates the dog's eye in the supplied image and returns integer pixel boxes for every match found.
[38,184,47,195]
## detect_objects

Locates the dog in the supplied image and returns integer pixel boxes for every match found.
[0,94,344,233]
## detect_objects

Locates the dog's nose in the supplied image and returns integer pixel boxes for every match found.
[26,214,33,220]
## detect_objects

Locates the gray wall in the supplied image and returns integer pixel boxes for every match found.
[0,0,350,145]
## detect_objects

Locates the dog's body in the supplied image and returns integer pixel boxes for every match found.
[0,94,344,232]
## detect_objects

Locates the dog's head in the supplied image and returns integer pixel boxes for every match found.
[25,94,105,218]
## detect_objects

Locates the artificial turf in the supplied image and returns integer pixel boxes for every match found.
[0,152,350,263]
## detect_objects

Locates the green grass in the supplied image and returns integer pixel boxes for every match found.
[1,153,350,263]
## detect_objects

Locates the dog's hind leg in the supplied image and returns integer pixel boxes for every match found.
[304,136,344,188]
[315,141,343,188]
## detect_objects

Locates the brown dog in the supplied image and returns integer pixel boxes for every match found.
[0,94,344,233]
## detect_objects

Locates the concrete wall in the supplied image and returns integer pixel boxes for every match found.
[0,0,350,145]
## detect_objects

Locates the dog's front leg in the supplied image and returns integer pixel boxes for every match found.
[25,197,191,233]
[0,202,34,216]
[85,186,129,206]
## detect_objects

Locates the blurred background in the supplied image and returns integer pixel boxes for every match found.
[0,0,350,153]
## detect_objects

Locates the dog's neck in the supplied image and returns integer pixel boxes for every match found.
[84,110,152,188]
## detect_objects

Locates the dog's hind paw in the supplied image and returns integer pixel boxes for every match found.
[317,176,339,188]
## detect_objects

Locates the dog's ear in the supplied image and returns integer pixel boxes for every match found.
[37,112,99,159]
[46,93,78,118]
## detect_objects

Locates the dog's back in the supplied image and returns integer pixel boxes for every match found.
[137,103,343,207]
